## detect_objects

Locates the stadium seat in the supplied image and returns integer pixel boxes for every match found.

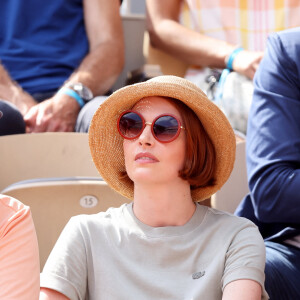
[112,13,146,90]
[2,177,130,269]
[0,132,99,192]
[211,140,249,213]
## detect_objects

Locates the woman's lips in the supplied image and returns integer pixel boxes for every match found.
[135,152,159,163]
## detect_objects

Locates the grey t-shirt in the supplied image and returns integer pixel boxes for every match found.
[40,203,268,299]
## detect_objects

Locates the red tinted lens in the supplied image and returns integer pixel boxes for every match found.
[153,115,179,142]
[118,112,143,138]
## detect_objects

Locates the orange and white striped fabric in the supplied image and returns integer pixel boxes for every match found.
[180,0,300,51]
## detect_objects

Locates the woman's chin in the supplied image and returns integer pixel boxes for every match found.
[129,170,159,184]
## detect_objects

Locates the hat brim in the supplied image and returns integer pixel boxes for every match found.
[89,76,236,202]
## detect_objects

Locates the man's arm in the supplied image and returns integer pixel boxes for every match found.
[246,30,300,223]
[24,0,124,133]
[68,0,124,96]
[146,0,262,79]
[0,64,36,115]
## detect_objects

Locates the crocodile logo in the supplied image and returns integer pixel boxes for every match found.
[192,271,205,279]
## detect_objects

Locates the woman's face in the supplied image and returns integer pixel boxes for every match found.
[123,96,186,186]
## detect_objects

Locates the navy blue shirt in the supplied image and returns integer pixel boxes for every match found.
[235,28,300,242]
[0,0,89,94]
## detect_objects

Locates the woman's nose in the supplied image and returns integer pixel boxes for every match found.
[138,123,154,146]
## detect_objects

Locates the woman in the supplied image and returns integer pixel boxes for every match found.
[40,76,268,299]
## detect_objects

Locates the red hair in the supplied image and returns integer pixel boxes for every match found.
[170,98,216,189]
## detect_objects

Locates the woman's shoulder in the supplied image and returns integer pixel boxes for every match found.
[204,205,255,222]
[0,194,29,228]
[67,203,130,228]
[198,205,265,259]
[201,205,261,237]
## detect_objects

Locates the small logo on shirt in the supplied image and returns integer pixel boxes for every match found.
[192,271,205,279]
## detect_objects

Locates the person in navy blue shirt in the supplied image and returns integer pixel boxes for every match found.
[235,28,300,299]
[0,0,124,135]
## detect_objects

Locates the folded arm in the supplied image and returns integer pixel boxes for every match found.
[146,0,262,79]
[247,32,300,223]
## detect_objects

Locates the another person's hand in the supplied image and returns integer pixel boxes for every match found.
[232,50,264,80]
[24,93,80,133]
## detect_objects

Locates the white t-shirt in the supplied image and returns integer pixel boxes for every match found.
[40,203,268,299]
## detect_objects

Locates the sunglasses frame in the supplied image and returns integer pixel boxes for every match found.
[117,110,184,143]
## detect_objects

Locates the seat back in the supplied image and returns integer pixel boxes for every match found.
[2,177,130,269]
[112,13,146,91]
[120,0,146,15]
[0,132,99,192]
[0,132,113,269]
[144,32,189,77]
[211,140,249,213]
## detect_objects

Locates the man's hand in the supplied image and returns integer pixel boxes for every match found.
[24,93,80,133]
[232,50,264,80]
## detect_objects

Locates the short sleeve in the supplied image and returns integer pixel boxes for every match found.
[222,221,268,299]
[40,216,88,300]
[0,195,40,300]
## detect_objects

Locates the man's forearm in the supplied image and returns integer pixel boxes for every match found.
[146,0,236,69]
[146,0,263,79]
[247,31,300,223]
[66,39,124,97]
[0,63,36,114]
[61,0,124,97]
[0,63,20,101]
[148,19,235,69]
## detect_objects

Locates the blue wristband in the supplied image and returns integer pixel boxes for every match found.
[226,47,244,71]
[215,68,230,104]
[57,87,85,108]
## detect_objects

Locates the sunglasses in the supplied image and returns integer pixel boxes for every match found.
[117,110,185,143]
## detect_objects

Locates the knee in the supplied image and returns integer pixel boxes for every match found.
[75,96,107,133]
[0,100,26,135]
[264,249,286,299]
[264,241,300,300]
[264,255,277,287]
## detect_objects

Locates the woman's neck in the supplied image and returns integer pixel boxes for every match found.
[132,181,196,227]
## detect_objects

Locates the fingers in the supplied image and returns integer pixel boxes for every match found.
[35,108,52,132]
[247,52,264,79]
[24,102,53,132]
[247,68,256,80]
[47,119,69,132]
[24,105,75,132]
[233,50,264,79]
[24,97,78,132]
[24,105,38,133]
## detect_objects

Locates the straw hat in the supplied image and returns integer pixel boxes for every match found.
[89,75,236,202]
